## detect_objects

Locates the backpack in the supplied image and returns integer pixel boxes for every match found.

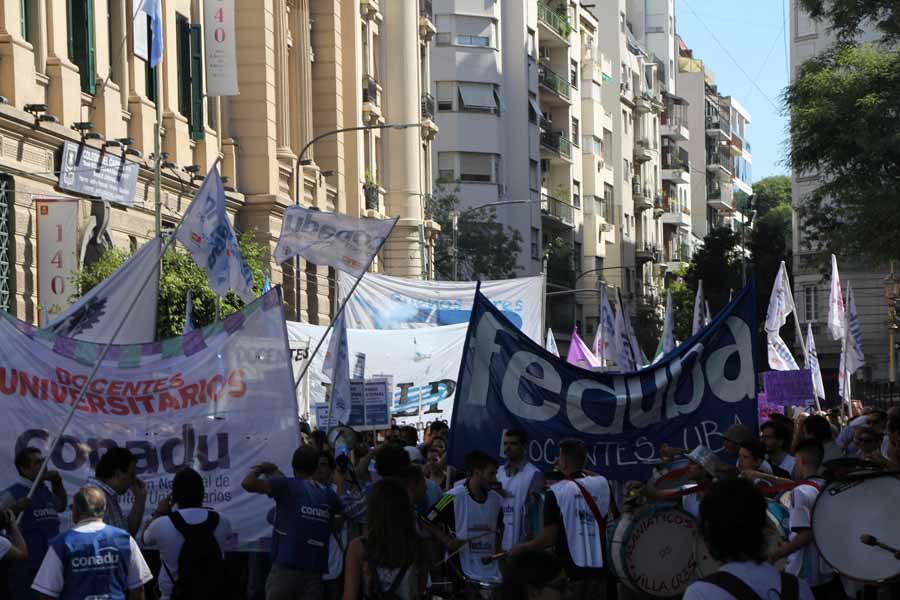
[702,570,799,600]
[163,510,227,600]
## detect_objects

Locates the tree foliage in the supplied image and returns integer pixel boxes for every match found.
[799,0,900,43]
[74,232,268,340]
[785,43,900,266]
[748,176,792,217]
[427,184,523,281]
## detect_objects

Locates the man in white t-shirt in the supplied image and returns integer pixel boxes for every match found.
[496,429,543,551]
[143,468,233,600]
[769,441,841,599]
[684,478,813,600]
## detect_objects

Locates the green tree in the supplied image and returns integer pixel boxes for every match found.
[746,176,791,217]
[683,227,744,315]
[74,232,268,340]
[427,184,523,281]
[799,0,899,43]
[786,43,900,266]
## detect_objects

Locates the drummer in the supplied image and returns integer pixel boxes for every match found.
[769,441,842,599]
[680,447,718,518]
[509,439,616,600]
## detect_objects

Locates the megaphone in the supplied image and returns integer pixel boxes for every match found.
[327,425,359,456]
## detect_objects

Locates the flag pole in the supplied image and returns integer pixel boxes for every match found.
[293,218,399,391]
[841,284,852,417]
[786,271,810,368]
[21,158,221,511]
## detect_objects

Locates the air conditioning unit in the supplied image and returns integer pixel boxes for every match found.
[599,222,612,232]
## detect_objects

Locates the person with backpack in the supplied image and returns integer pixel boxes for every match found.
[142,468,233,600]
[683,478,813,600]
[342,479,425,600]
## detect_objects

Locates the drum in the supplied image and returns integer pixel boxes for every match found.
[607,505,701,598]
[812,473,900,584]
[463,578,502,600]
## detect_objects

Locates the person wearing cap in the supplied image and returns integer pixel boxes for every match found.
[680,447,719,518]
[722,424,754,464]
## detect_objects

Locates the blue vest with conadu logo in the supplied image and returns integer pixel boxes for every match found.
[50,524,132,600]
[5,482,60,570]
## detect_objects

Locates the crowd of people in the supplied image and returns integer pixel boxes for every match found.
[0,405,898,600]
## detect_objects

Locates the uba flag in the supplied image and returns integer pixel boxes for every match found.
[448,281,759,481]
[0,288,298,550]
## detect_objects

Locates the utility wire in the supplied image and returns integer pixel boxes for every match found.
[680,0,782,112]
[782,0,791,81]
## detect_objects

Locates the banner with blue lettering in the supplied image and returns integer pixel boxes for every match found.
[448,282,758,481]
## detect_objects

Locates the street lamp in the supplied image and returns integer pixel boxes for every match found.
[290,122,424,320]
[884,262,900,384]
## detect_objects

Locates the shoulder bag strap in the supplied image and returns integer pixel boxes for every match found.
[569,479,609,565]
[386,564,411,595]
[702,571,763,600]
[779,573,799,600]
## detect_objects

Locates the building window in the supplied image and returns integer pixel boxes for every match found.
[530,160,539,192]
[531,228,540,260]
[456,34,490,47]
[453,16,494,48]
[145,17,158,103]
[437,152,455,181]
[437,82,454,110]
[622,110,629,134]
[437,152,500,183]
[458,82,500,114]
[796,5,817,37]
[571,117,580,145]
[583,135,602,155]
[803,285,819,322]
[67,0,97,94]
[573,181,581,208]
[528,92,538,124]
[527,28,536,59]
[603,183,614,222]
[176,16,205,140]
[570,59,579,89]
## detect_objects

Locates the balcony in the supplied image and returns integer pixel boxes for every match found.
[635,241,660,264]
[540,129,573,161]
[635,92,653,114]
[360,0,380,20]
[706,152,732,179]
[537,2,571,46]
[661,204,691,229]
[421,92,435,120]
[362,75,382,122]
[541,193,576,228]
[419,0,436,40]
[705,114,731,140]
[538,64,571,104]
[633,138,654,162]
[632,179,653,211]
[661,147,691,185]
[661,114,690,142]
[707,180,735,211]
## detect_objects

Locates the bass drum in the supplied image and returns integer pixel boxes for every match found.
[607,505,700,598]
[812,473,900,584]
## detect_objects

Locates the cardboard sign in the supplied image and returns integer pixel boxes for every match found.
[763,370,815,407]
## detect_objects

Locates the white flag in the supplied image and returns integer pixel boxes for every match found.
[545,328,559,357]
[807,323,825,401]
[184,290,195,332]
[653,290,675,363]
[827,254,845,341]
[593,286,617,366]
[176,166,255,303]
[766,261,795,334]
[614,294,636,371]
[274,206,398,278]
[44,237,162,344]
[323,311,352,424]
[692,280,705,335]
[767,334,800,371]
[704,301,711,327]
[846,284,865,374]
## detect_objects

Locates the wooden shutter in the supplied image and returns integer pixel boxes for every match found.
[190,24,205,140]
[176,15,190,119]
[84,0,96,94]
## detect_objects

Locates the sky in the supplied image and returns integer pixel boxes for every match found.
[674,0,790,182]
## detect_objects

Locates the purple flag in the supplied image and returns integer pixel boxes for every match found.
[566,328,602,369]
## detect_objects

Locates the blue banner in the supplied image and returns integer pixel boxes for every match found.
[448,282,759,481]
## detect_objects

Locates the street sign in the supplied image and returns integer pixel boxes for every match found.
[58,141,139,207]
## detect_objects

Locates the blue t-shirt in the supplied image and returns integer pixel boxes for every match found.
[269,477,341,572]
[50,525,132,600]
[5,481,60,571]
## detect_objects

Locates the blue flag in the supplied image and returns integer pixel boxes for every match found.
[448,280,759,481]
[144,0,164,68]
[175,165,255,303]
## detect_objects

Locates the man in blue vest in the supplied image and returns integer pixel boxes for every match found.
[0,447,67,599]
[30,486,152,600]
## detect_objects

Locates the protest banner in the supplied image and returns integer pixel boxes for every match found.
[312,378,392,431]
[448,282,759,481]
[0,288,298,550]
[288,321,466,430]
[763,369,815,407]
[336,272,544,342]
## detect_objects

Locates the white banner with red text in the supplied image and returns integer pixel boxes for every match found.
[0,288,299,550]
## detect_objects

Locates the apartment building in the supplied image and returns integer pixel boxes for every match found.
[789,1,889,393]
[676,37,752,244]
[0,0,436,326]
